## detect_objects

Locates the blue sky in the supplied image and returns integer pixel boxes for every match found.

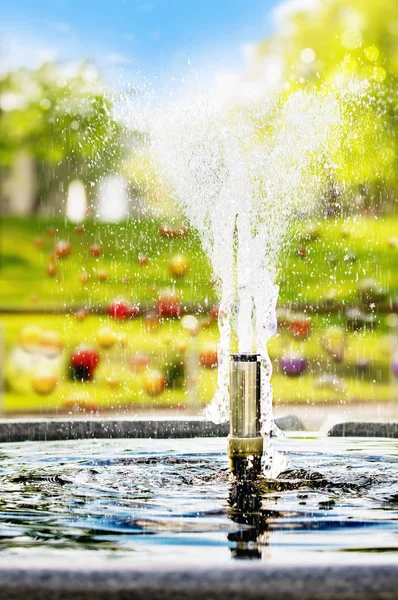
[0,0,282,81]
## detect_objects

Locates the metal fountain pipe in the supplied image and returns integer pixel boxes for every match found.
[227,353,263,478]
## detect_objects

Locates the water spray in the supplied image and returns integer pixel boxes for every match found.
[228,353,263,478]
[149,87,339,432]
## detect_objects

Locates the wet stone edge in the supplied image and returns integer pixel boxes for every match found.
[0,415,305,443]
[1,563,398,600]
[328,422,398,438]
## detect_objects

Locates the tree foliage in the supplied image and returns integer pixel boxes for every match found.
[0,62,125,194]
[255,0,398,199]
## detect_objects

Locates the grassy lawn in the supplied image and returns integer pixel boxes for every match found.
[0,217,216,309]
[269,315,395,407]
[1,310,396,413]
[1,214,398,413]
[281,215,398,306]
[2,214,398,310]
[1,313,219,414]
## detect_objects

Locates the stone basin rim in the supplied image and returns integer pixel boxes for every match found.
[1,562,398,600]
[0,415,305,443]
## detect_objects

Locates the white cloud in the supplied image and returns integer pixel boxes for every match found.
[240,43,257,64]
[106,52,132,66]
[0,35,57,73]
[0,30,135,89]
[273,0,320,24]
[212,42,285,108]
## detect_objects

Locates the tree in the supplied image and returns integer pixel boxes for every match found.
[0,62,125,213]
[252,0,398,207]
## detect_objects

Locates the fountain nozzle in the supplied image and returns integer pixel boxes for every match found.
[228,353,263,478]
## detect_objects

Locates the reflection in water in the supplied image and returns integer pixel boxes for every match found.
[228,479,270,559]
[0,438,398,563]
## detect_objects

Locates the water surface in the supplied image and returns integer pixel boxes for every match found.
[0,437,398,564]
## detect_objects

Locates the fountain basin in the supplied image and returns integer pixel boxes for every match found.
[0,415,304,443]
[0,420,398,599]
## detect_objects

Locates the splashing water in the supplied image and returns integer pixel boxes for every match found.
[125,83,340,432]
[150,89,339,431]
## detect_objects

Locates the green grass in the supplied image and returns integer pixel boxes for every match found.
[1,214,398,413]
[280,215,398,306]
[269,314,395,406]
[2,214,398,309]
[0,217,216,308]
[1,313,219,414]
[1,310,396,413]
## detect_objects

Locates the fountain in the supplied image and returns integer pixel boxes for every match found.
[228,353,263,478]
[2,83,398,600]
[147,87,340,435]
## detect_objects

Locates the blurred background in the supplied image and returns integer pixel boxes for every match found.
[2,0,398,430]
